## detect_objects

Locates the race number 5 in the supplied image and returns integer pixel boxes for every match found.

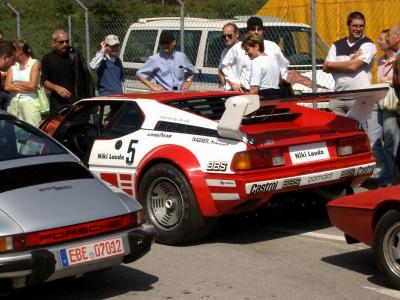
[126,140,138,165]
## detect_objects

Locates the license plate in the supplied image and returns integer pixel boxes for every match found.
[289,142,330,164]
[60,237,124,267]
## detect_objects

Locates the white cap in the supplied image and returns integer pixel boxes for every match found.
[104,35,120,46]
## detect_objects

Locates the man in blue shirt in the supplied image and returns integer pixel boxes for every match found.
[136,31,195,91]
[90,34,124,96]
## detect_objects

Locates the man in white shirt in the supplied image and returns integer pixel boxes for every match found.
[218,22,239,89]
[220,16,289,92]
[323,11,376,115]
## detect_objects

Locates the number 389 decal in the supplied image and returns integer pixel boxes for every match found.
[206,161,228,172]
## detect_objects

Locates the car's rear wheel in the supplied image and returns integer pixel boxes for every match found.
[139,163,216,245]
[373,210,400,289]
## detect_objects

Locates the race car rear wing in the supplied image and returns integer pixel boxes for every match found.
[217,84,390,141]
[217,95,260,140]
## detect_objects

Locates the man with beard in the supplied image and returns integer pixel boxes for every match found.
[41,29,94,112]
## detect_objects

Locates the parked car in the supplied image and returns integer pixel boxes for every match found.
[120,17,334,93]
[40,90,376,245]
[328,186,400,289]
[0,111,155,293]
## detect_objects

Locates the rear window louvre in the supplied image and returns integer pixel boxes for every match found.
[0,162,94,193]
[167,97,301,124]
[155,121,219,137]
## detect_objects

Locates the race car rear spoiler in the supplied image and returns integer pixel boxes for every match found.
[217,84,390,141]
[217,95,259,140]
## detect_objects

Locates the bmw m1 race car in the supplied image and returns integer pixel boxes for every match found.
[0,111,155,293]
[40,90,377,245]
[328,186,400,290]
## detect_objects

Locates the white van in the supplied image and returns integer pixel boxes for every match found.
[120,17,334,93]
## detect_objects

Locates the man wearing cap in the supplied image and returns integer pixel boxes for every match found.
[136,31,195,91]
[90,35,124,96]
[221,16,289,93]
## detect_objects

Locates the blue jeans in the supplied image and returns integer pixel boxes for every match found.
[367,106,400,186]
[0,89,11,110]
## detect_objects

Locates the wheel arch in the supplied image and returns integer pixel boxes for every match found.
[372,200,400,230]
[135,145,219,217]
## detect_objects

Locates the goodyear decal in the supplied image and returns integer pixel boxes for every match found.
[246,163,375,194]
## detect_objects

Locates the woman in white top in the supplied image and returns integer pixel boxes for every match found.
[4,39,41,127]
[241,34,281,100]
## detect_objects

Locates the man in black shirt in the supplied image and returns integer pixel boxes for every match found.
[0,40,14,110]
[41,29,94,112]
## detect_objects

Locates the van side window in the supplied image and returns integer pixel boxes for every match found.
[123,30,158,63]
[166,30,201,65]
[204,31,225,68]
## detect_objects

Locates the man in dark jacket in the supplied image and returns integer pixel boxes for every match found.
[41,29,94,113]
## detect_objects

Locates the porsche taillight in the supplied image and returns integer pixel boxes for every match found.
[0,211,144,253]
[233,147,285,170]
[337,135,370,156]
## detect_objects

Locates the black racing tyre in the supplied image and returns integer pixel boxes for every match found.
[373,210,400,289]
[139,163,217,245]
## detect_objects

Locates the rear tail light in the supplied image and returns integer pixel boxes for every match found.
[233,147,285,170]
[0,211,144,253]
[337,135,370,156]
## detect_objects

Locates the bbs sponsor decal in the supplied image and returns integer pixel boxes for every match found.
[356,165,374,176]
[282,178,301,188]
[250,181,278,194]
[340,168,355,178]
[206,161,228,172]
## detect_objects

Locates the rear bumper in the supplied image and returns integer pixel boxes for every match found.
[205,161,375,215]
[0,224,156,290]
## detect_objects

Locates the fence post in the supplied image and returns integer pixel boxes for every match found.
[5,1,21,38]
[176,0,184,53]
[68,16,72,46]
[311,0,317,94]
[74,0,90,65]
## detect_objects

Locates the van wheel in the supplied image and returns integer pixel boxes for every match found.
[373,210,400,289]
[139,163,216,245]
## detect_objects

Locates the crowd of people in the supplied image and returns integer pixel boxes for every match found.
[1,13,400,186]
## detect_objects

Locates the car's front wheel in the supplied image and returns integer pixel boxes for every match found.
[373,210,400,289]
[139,163,216,245]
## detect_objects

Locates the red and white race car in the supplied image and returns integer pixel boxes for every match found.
[41,90,375,244]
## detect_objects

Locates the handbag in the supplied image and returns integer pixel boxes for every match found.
[37,84,49,114]
[379,86,398,112]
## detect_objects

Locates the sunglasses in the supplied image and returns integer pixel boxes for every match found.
[221,34,233,39]
[57,40,69,45]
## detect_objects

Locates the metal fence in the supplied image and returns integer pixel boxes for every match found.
[0,0,397,94]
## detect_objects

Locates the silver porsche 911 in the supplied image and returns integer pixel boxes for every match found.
[0,111,155,294]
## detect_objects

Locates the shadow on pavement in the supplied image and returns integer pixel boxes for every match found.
[197,192,333,245]
[321,248,395,290]
[8,265,158,300]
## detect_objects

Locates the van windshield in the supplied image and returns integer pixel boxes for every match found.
[261,26,329,66]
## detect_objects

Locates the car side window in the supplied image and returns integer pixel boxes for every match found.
[167,30,201,65]
[204,31,225,68]
[101,102,143,139]
[123,30,158,63]
[53,104,104,159]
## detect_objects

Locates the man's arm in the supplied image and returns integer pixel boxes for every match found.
[89,41,106,70]
[136,56,164,91]
[136,74,164,91]
[220,45,243,92]
[323,58,366,73]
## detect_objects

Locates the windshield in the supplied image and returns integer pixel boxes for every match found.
[0,119,67,162]
[238,26,329,66]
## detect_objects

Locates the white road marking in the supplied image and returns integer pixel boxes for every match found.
[268,227,346,242]
[363,286,400,299]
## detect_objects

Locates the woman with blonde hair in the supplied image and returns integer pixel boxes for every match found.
[241,34,281,100]
[4,38,41,127]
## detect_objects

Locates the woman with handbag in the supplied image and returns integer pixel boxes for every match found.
[369,29,400,187]
[4,39,42,127]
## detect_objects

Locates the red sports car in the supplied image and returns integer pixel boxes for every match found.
[328,186,400,289]
[40,90,378,244]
